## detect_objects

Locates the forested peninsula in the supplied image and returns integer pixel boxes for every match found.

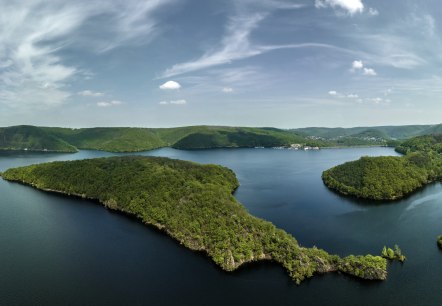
[322,134,442,200]
[1,156,387,284]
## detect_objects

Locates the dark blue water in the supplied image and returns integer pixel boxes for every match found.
[0,148,441,305]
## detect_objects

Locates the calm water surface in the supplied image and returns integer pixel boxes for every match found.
[0,148,441,305]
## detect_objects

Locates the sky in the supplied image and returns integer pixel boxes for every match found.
[1,0,442,128]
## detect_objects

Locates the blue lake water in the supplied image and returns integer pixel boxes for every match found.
[0,147,441,305]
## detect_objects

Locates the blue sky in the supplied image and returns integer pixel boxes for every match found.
[1,0,442,128]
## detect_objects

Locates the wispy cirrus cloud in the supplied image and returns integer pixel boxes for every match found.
[161,13,266,78]
[0,0,173,109]
[161,13,360,79]
[161,1,357,78]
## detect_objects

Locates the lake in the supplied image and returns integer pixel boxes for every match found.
[0,147,441,305]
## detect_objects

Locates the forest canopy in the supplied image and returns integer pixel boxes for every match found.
[1,156,387,284]
[322,134,442,200]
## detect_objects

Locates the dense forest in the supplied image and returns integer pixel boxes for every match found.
[0,125,405,153]
[1,156,387,284]
[395,134,442,154]
[322,134,442,200]
[0,126,78,152]
[295,124,442,140]
[0,125,316,152]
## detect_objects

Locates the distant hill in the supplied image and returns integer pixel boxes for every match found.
[294,124,439,140]
[0,126,77,152]
[395,134,442,154]
[351,129,390,139]
[2,124,441,153]
[1,126,311,153]
[43,127,167,152]
[171,127,306,149]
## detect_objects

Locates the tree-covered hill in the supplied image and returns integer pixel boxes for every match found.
[4,124,441,153]
[322,155,435,200]
[295,124,440,140]
[44,127,167,152]
[171,127,307,149]
[1,125,318,152]
[396,134,442,154]
[0,126,77,152]
[323,134,442,200]
[1,156,387,284]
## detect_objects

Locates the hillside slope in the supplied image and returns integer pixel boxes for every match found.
[0,126,77,152]
[295,125,438,140]
[323,134,442,200]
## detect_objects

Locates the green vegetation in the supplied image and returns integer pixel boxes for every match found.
[1,156,387,284]
[395,134,442,155]
[295,124,438,140]
[0,126,77,152]
[5,124,442,153]
[171,127,307,149]
[1,125,312,153]
[4,124,428,153]
[437,236,442,248]
[381,245,406,262]
[44,127,166,152]
[322,154,436,200]
[322,133,442,200]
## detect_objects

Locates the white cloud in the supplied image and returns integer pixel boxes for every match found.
[352,60,364,70]
[159,99,187,105]
[222,87,234,93]
[350,60,377,76]
[371,97,383,104]
[97,100,122,107]
[368,8,379,16]
[328,91,361,99]
[315,0,364,15]
[170,99,187,105]
[78,90,105,97]
[363,67,377,76]
[159,80,181,90]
